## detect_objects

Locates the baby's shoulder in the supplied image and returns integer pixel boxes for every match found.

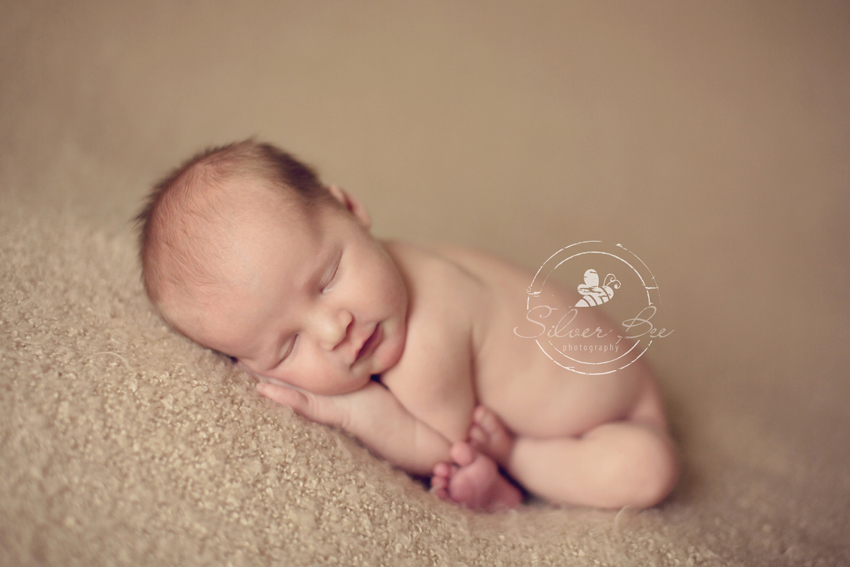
[426,243,537,294]
[383,240,488,294]
[383,240,491,327]
[385,240,537,300]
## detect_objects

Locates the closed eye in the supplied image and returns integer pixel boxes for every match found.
[320,255,341,293]
[270,334,298,370]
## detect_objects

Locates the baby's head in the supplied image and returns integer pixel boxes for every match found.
[137,140,408,394]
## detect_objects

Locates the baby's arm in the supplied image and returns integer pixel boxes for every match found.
[257,381,451,475]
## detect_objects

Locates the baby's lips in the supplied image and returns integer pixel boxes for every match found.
[354,324,381,363]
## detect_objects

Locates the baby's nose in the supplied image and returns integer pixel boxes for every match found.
[314,309,353,351]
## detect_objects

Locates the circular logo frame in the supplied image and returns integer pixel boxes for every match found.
[522,241,671,375]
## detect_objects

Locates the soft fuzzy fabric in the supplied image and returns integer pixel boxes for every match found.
[2,1,848,566]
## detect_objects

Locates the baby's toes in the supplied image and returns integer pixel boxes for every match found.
[450,441,477,468]
[433,461,452,479]
[431,485,450,501]
[471,406,514,464]
[473,405,504,435]
[469,423,489,449]
[431,462,458,486]
[431,461,458,501]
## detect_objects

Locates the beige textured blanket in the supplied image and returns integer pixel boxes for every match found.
[2,2,848,565]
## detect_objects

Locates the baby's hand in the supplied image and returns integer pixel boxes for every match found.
[257,380,454,476]
[256,382,363,430]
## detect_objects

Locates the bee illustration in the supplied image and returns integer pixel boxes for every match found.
[575,269,621,307]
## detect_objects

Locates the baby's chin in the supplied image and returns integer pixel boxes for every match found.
[310,373,372,396]
[373,320,407,374]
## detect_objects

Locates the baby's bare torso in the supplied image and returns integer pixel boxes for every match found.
[380,241,650,446]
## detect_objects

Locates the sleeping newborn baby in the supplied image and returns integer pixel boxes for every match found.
[136,140,678,511]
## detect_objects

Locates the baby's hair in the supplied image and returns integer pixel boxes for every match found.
[135,139,332,305]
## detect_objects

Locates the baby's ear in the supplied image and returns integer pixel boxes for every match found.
[327,185,372,229]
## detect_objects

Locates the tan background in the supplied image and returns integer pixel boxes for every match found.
[2,1,848,565]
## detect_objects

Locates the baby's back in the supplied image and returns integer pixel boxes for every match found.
[425,244,651,439]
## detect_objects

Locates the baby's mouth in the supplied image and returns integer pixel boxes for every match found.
[356,324,382,363]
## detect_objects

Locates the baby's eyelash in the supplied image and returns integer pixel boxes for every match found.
[321,257,341,293]
[273,335,297,368]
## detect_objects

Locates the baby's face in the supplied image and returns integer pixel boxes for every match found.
[164,187,408,396]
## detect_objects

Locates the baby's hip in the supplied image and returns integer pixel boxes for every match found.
[481,366,652,438]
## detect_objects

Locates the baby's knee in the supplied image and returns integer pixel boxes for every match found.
[620,429,678,508]
[596,426,678,508]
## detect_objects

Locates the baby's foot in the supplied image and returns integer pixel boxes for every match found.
[443,442,523,512]
[468,405,515,466]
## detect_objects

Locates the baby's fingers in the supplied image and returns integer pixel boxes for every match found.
[257,382,306,409]
[256,383,344,428]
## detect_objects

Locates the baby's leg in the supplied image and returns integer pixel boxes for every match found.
[507,421,678,509]
[468,404,675,508]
